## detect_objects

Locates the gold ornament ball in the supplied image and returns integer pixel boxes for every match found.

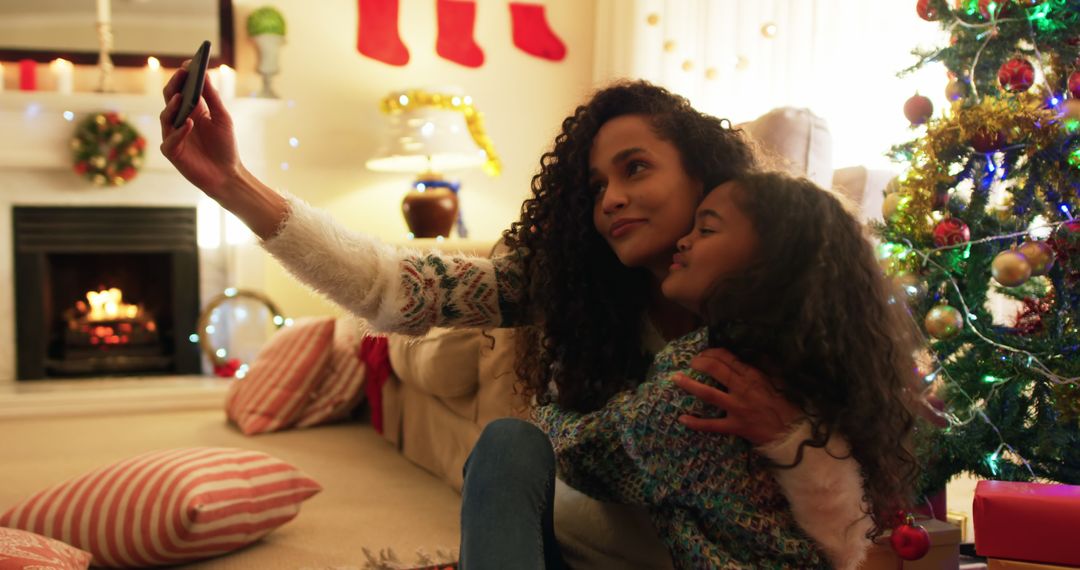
[882,192,903,221]
[90,155,107,169]
[925,305,964,340]
[992,250,1033,287]
[1017,241,1055,276]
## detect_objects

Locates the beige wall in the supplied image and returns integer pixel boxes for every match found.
[228,0,597,318]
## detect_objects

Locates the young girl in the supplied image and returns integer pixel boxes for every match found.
[533,172,922,569]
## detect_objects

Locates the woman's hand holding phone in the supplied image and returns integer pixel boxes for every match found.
[159,59,242,202]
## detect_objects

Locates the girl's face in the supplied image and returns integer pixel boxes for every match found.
[661,181,760,313]
[590,115,704,277]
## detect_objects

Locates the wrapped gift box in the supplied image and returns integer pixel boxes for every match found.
[974,480,1080,567]
[862,517,960,570]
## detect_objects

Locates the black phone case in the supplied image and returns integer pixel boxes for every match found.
[172,40,212,129]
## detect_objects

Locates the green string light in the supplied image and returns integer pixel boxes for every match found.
[985,451,1001,476]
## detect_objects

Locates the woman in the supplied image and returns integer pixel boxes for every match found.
[159,70,870,568]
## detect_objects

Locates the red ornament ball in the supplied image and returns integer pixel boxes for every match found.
[1069,70,1080,99]
[933,218,971,247]
[999,57,1035,92]
[917,0,939,21]
[904,93,934,125]
[891,515,932,561]
[971,129,1007,153]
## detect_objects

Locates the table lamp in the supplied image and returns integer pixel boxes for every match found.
[365,88,501,238]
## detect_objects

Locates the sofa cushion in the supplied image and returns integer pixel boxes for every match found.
[388,327,481,399]
[0,447,322,568]
[740,107,834,189]
[295,316,367,428]
[0,527,92,569]
[226,317,336,435]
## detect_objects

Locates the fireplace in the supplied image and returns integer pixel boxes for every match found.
[14,206,201,380]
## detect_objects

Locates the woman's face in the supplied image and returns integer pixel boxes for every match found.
[590,114,704,277]
[661,182,760,313]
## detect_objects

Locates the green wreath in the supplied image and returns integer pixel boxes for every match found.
[70,112,146,186]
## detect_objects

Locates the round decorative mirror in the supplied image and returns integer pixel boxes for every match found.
[196,289,287,377]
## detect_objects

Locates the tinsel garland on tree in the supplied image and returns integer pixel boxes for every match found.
[880,0,1080,495]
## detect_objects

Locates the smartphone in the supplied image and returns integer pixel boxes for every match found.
[171,40,212,129]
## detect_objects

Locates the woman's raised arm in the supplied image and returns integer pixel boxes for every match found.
[159,62,288,241]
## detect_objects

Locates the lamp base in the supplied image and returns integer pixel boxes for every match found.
[402,186,458,238]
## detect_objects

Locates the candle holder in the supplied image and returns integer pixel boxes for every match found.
[96,21,115,93]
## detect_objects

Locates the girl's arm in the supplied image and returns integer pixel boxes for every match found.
[756,422,872,570]
[673,358,872,570]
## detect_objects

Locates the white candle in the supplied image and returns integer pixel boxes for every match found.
[144,57,161,95]
[50,58,73,94]
[96,0,110,24]
[217,65,235,99]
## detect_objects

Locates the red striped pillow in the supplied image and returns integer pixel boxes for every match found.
[294,317,367,428]
[226,317,336,435]
[0,448,321,568]
[0,527,92,569]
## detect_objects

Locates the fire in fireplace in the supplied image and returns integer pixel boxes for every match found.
[58,286,168,375]
[14,206,201,380]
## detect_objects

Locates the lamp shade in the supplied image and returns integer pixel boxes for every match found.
[366,105,487,173]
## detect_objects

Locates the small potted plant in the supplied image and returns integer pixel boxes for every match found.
[246,6,286,98]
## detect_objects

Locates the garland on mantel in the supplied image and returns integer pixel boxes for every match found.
[70,111,146,186]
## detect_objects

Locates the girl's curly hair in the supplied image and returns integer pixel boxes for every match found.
[703,172,922,539]
[501,80,758,413]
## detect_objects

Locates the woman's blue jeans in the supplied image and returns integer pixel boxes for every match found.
[459,418,566,570]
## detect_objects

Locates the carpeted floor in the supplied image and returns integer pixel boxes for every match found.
[0,408,463,569]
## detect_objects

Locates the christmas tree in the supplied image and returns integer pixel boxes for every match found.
[877,0,1080,495]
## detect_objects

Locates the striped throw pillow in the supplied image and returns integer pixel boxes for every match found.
[294,317,367,428]
[0,527,92,569]
[226,317,336,435]
[0,448,322,568]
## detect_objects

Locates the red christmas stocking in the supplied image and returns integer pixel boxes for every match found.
[509,2,566,61]
[357,0,410,66]
[437,0,484,68]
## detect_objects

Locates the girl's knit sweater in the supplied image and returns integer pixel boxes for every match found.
[535,327,830,569]
[260,193,872,569]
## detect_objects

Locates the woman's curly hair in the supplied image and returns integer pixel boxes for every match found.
[703,172,922,539]
[501,80,758,413]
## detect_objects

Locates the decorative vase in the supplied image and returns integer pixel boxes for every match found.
[402,185,458,238]
[251,33,284,98]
